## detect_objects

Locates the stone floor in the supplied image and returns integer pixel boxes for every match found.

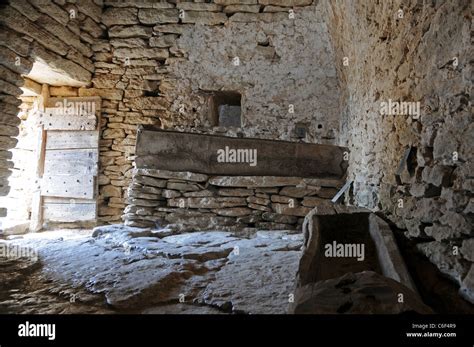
[0,225,303,314]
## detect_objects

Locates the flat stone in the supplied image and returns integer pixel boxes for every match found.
[271,195,295,204]
[302,178,344,188]
[102,7,138,26]
[30,43,91,86]
[218,188,254,197]
[199,239,301,313]
[128,190,161,200]
[134,175,167,188]
[162,189,181,198]
[212,207,253,217]
[136,169,208,182]
[102,129,125,139]
[100,185,122,198]
[183,190,214,197]
[149,34,178,48]
[127,198,164,207]
[247,203,272,212]
[168,197,247,209]
[138,9,179,24]
[166,182,200,192]
[109,25,153,38]
[247,196,270,206]
[209,176,302,187]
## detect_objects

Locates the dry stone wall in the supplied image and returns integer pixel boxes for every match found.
[124,168,343,232]
[86,0,341,224]
[324,0,473,302]
[0,0,101,218]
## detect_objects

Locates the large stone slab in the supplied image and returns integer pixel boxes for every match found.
[135,127,348,178]
[209,176,302,187]
[135,168,208,182]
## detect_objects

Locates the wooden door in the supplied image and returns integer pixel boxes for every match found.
[32,95,101,228]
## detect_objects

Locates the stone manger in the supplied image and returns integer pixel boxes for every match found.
[290,206,425,313]
[123,127,349,231]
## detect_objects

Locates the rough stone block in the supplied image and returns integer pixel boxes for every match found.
[109,25,153,38]
[138,9,179,24]
[102,7,138,26]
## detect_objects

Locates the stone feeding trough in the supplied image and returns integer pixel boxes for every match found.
[123,127,349,231]
[290,205,430,314]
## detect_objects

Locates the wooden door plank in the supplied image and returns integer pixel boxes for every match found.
[44,149,98,176]
[39,108,97,130]
[30,125,46,232]
[30,191,43,232]
[46,130,99,149]
[43,202,96,222]
[41,175,95,199]
[43,196,96,204]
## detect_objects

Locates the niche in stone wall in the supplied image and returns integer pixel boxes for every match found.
[208,91,242,128]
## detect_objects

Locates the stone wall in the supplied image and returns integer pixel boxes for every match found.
[86,0,341,224]
[124,168,342,232]
[324,0,473,302]
[0,0,101,217]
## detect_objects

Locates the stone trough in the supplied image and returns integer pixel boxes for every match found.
[124,127,349,231]
[290,205,430,314]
